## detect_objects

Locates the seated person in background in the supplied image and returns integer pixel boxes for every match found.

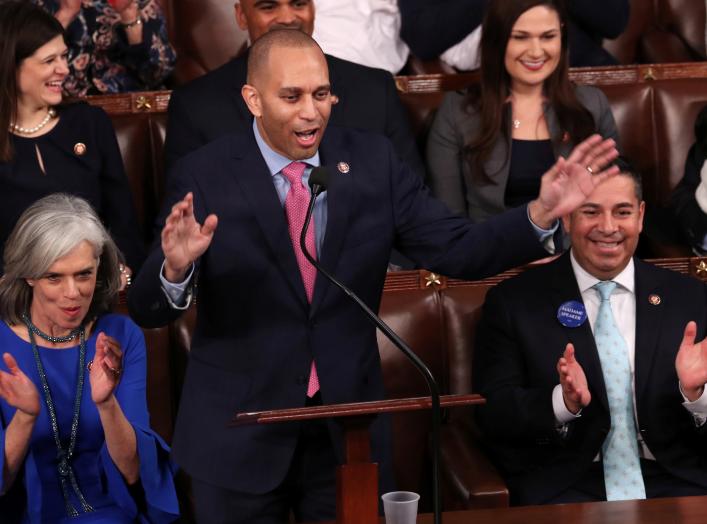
[312,0,409,74]
[164,0,425,180]
[399,0,628,70]
[32,0,175,96]
[0,1,144,284]
[426,0,619,226]
[670,104,707,254]
[0,194,178,523]
[398,0,488,70]
[474,161,707,506]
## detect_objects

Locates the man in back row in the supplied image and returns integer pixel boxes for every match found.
[474,163,707,505]
[130,28,619,523]
[164,0,426,180]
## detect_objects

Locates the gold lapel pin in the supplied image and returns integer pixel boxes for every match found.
[73,142,87,156]
[337,161,350,174]
[648,294,661,306]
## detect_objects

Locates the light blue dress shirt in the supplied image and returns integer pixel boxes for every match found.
[160,121,329,306]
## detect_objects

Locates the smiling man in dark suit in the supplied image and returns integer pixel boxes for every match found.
[163,0,426,180]
[474,163,707,506]
[130,28,619,523]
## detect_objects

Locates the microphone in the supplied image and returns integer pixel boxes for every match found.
[301,167,443,524]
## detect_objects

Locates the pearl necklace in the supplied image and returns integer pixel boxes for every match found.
[10,107,56,135]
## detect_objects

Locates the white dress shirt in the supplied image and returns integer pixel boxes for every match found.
[312,0,409,74]
[552,251,707,459]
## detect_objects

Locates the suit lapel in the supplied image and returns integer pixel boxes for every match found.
[549,255,610,413]
[309,130,353,315]
[633,259,664,405]
[230,134,310,307]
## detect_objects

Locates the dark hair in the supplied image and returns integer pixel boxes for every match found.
[612,156,643,201]
[0,1,64,162]
[464,0,596,182]
[694,104,707,156]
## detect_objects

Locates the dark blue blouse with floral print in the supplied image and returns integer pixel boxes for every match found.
[33,0,176,96]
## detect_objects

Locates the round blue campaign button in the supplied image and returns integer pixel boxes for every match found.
[557,300,587,328]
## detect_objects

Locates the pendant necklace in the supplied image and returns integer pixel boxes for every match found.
[22,314,94,517]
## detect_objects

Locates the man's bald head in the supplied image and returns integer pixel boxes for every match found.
[241,28,334,161]
[247,29,324,86]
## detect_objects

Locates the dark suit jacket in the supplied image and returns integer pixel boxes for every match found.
[671,143,707,253]
[129,125,547,494]
[163,51,425,179]
[473,253,707,505]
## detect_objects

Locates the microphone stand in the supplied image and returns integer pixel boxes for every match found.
[301,184,442,524]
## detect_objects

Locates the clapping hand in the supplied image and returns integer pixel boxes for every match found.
[161,192,218,282]
[675,321,707,402]
[0,353,40,417]
[89,333,123,406]
[529,134,620,229]
[557,343,591,414]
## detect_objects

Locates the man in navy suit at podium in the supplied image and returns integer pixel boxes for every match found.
[129,29,619,523]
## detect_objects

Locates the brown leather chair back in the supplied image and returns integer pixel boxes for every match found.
[653,78,707,201]
[163,0,248,85]
[378,287,445,507]
[604,0,706,64]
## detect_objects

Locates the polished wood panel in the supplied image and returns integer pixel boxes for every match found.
[316,495,707,524]
[230,394,483,426]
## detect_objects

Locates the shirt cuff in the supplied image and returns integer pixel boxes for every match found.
[159,260,195,310]
[695,160,707,214]
[553,384,582,425]
[527,205,559,254]
[679,382,707,427]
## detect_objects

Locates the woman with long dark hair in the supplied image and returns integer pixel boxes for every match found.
[0,1,143,283]
[426,0,619,224]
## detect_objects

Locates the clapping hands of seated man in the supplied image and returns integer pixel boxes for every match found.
[558,315,707,414]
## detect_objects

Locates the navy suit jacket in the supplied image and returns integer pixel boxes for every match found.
[474,253,707,505]
[129,125,547,493]
[163,52,425,179]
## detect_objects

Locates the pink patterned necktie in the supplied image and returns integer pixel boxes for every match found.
[281,161,319,397]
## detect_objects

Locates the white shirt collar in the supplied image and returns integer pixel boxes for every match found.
[569,249,635,295]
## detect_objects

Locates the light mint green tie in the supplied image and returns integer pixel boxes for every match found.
[594,281,646,501]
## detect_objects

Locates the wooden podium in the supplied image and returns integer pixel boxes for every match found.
[231,393,484,524]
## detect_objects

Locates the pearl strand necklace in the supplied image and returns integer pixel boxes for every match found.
[10,107,56,135]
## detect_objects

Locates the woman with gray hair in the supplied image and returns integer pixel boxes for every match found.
[0,194,178,523]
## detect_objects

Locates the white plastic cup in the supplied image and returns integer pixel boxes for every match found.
[381,491,420,524]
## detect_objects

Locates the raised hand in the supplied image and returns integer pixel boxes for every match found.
[557,343,591,414]
[675,321,707,401]
[529,134,620,228]
[0,353,40,417]
[89,333,123,406]
[161,192,218,282]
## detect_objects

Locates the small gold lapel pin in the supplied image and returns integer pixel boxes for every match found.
[73,142,87,156]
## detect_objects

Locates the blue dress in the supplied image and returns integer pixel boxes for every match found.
[0,314,179,523]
